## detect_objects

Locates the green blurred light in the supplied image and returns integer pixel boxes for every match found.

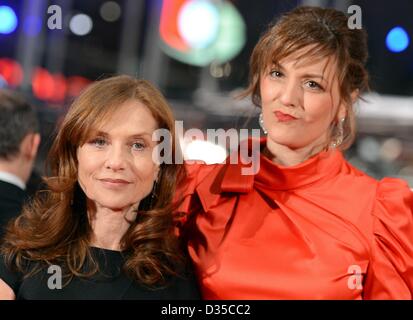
[160,1,246,67]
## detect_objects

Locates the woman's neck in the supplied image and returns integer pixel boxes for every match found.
[264,137,327,167]
[87,203,138,251]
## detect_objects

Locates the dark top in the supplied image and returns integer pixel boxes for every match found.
[26,169,47,199]
[0,247,200,300]
[0,181,27,239]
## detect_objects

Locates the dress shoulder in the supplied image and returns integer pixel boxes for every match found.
[363,177,413,299]
[174,161,221,217]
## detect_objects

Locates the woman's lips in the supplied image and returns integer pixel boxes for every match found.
[99,178,131,188]
[274,111,298,122]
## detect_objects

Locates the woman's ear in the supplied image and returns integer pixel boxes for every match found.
[337,103,347,122]
[336,89,358,121]
[20,133,41,160]
[350,89,359,104]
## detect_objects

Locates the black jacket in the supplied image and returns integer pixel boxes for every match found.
[0,180,26,239]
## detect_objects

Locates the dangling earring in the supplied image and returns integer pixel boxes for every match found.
[147,177,159,210]
[330,118,345,148]
[259,112,267,135]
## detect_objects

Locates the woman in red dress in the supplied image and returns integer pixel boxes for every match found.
[176,6,413,299]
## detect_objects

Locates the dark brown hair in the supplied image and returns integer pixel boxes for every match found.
[244,6,369,150]
[1,75,185,287]
[0,89,39,160]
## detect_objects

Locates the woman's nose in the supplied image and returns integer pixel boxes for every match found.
[104,145,127,171]
[279,79,300,108]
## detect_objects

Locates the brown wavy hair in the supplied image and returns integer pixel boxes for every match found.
[1,75,186,287]
[243,6,369,150]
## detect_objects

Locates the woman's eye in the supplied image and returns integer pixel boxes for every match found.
[270,70,283,78]
[305,80,323,90]
[90,138,106,148]
[132,142,145,151]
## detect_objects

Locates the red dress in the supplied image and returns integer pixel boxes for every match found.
[176,138,413,299]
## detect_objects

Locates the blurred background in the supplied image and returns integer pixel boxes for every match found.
[0,0,412,186]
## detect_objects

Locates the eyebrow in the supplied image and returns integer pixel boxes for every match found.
[302,73,325,80]
[93,131,152,139]
[273,63,326,81]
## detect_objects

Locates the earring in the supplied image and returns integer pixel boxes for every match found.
[152,180,158,200]
[330,118,345,148]
[259,112,267,135]
[149,179,158,209]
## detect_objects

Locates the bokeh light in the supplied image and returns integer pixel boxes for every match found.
[100,1,122,22]
[386,26,410,53]
[69,14,93,36]
[0,6,18,34]
[178,0,220,49]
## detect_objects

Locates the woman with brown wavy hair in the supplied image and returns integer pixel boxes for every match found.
[176,6,413,299]
[0,75,200,299]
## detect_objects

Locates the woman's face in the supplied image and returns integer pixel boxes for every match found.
[77,100,159,212]
[259,48,347,150]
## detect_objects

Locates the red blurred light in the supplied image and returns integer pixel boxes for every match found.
[50,73,67,103]
[67,76,91,97]
[32,68,55,100]
[0,59,91,102]
[32,69,69,103]
[0,58,23,87]
[159,0,190,52]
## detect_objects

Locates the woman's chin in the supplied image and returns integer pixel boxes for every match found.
[95,200,136,213]
[267,135,301,149]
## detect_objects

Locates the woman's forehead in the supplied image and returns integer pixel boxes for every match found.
[267,42,336,67]
[267,51,337,79]
[98,107,156,131]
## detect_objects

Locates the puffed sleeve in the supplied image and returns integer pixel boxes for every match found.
[363,178,413,299]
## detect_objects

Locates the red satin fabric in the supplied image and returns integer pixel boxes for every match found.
[176,138,413,299]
